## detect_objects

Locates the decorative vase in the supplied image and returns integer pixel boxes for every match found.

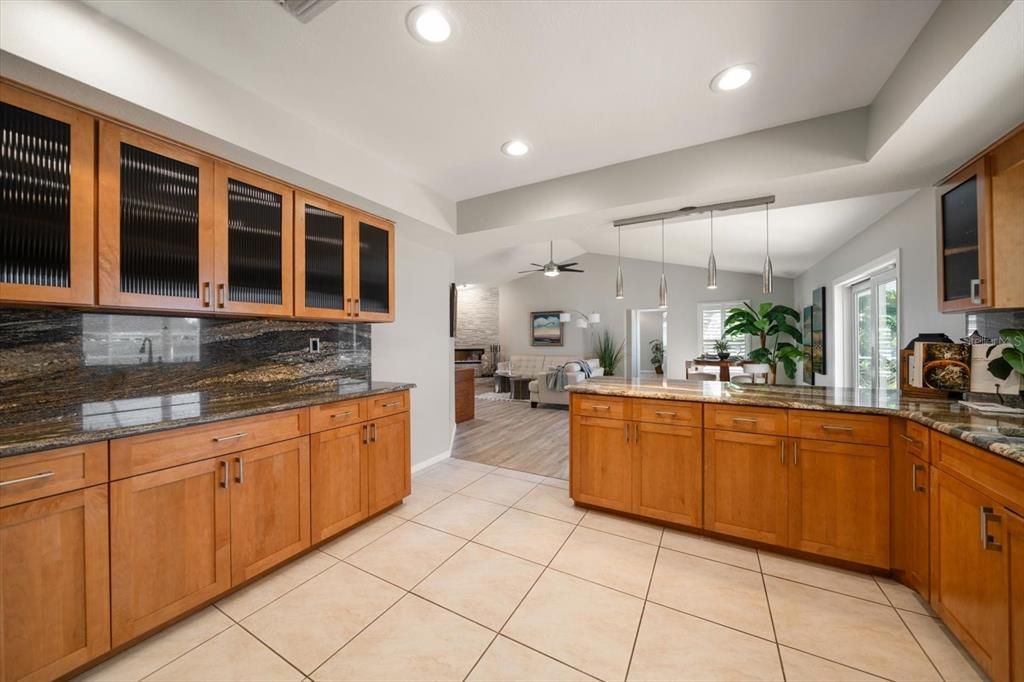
[717,352,730,360]
[655,365,663,375]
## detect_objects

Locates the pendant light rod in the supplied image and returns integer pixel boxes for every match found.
[612,194,775,228]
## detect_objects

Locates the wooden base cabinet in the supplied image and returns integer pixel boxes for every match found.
[892,421,930,597]
[368,412,411,515]
[633,422,701,526]
[571,415,633,512]
[1007,509,1024,682]
[311,424,368,542]
[0,486,110,682]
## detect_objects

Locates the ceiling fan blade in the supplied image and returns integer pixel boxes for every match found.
[529,263,545,268]
[557,262,579,268]
[517,269,543,274]
[559,267,585,273]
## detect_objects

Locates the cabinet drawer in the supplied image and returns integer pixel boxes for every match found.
[574,394,627,420]
[110,408,309,479]
[0,442,108,507]
[789,410,889,447]
[635,399,701,426]
[902,421,931,462]
[310,398,367,433]
[367,390,409,419]
[704,404,787,436]
[932,431,1024,511]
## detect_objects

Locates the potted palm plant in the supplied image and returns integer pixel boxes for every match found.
[724,302,804,384]
[649,339,665,374]
[594,329,624,377]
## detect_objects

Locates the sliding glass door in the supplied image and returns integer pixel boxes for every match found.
[850,272,898,390]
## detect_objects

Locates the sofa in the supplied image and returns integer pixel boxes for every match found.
[494,355,604,407]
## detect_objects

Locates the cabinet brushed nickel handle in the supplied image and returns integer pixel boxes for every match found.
[624,423,630,443]
[346,298,353,315]
[821,425,854,432]
[217,283,225,308]
[779,441,785,465]
[202,282,211,307]
[793,440,799,465]
[634,423,640,443]
[220,460,229,489]
[235,457,244,484]
[655,410,677,417]
[980,506,1002,551]
[362,424,369,444]
[382,401,402,408]
[213,432,248,442]
[911,463,926,493]
[970,278,982,305]
[370,423,378,443]
[0,471,54,487]
[330,411,353,419]
[732,417,758,424]
[899,434,920,446]
[591,404,611,411]
[354,299,361,317]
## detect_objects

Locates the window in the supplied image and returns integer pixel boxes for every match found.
[698,301,750,357]
[848,269,898,390]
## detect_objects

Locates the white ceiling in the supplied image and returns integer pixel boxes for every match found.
[84,0,938,201]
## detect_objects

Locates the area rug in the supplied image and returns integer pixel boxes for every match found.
[476,391,528,402]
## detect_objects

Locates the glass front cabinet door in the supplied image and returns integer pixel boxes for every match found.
[937,158,991,312]
[213,163,293,317]
[98,122,215,312]
[1,83,96,306]
[294,192,353,320]
[353,211,395,322]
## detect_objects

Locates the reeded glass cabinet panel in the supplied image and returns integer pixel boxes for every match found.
[213,163,293,316]
[0,84,95,305]
[294,192,350,320]
[99,122,214,311]
[355,213,394,322]
[937,158,990,312]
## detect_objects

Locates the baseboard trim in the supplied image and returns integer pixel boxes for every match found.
[411,422,457,473]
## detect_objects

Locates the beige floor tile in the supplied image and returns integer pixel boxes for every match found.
[319,513,405,560]
[513,484,585,523]
[627,602,783,682]
[493,467,546,483]
[580,509,663,545]
[475,508,575,564]
[503,569,644,681]
[660,528,761,571]
[77,608,232,682]
[447,458,498,473]
[759,552,887,604]
[780,646,887,681]
[242,562,404,674]
[900,611,985,682]
[389,482,451,519]
[313,595,493,681]
[467,636,596,682]
[346,521,466,588]
[414,461,489,492]
[876,578,933,615]
[147,625,302,682]
[541,476,569,489]
[766,576,939,681]
[551,526,658,597]
[414,542,542,630]
[412,493,507,539]
[648,548,775,640]
[460,473,538,506]
[217,551,337,621]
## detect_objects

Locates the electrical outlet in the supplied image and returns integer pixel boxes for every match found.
[309,338,321,353]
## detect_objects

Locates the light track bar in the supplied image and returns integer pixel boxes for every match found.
[612,195,775,228]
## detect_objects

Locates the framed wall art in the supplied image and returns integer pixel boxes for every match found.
[530,311,564,346]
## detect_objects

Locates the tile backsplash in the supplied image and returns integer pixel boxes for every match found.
[0,308,370,417]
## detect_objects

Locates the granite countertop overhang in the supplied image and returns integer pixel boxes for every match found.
[0,380,416,458]
[569,377,1024,465]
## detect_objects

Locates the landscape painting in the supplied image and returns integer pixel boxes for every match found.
[811,286,827,375]
[803,305,815,385]
[531,311,564,346]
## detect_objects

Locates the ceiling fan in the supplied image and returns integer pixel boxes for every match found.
[518,242,584,277]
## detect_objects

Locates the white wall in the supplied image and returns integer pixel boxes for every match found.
[498,253,794,380]
[793,188,966,386]
[372,236,455,467]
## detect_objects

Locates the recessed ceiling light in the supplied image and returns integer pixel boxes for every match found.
[501,140,530,157]
[710,64,755,92]
[406,5,452,44]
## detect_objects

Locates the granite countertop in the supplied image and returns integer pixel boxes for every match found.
[569,377,1024,465]
[0,380,416,458]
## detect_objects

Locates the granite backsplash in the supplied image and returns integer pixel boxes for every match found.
[0,308,371,419]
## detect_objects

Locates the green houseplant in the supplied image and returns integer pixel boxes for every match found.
[724,302,804,384]
[594,329,624,377]
[649,339,665,374]
[713,338,730,360]
[986,328,1024,395]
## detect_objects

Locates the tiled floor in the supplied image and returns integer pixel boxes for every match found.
[79,458,986,682]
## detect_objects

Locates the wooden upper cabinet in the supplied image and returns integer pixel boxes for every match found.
[0,485,110,682]
[98,122,215,312]
[294,192,355,320]
[937,123,1024,312]
[0,83,96,307]
[352,211,395,322]
[787,439,890,568]
[213,163,294,317]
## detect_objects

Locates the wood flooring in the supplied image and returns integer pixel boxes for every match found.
[451,379,569,479]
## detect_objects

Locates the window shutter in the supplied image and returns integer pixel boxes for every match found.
[698,301,750,356]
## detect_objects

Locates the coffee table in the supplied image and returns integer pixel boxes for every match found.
[509,376,532,400]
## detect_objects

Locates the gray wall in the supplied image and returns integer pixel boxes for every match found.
[794,188,966,387]
[498,253,794,380]
[455,286,500,349]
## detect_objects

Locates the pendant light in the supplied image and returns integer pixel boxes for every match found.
[762,202,774,294]
[615,226,624,299]
[658,219,668,308]
[706,209,718,289]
